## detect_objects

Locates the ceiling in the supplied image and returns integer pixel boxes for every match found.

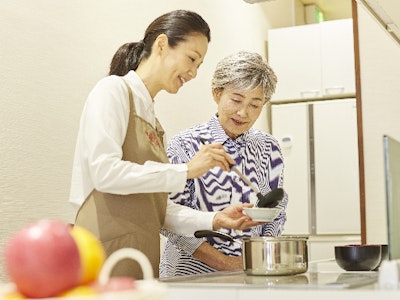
[258,0,399,41]
[300,0,352,20]
[258,0,352,28]
[303,0,400,43]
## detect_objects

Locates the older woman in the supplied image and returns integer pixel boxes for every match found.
[160,51,288,277]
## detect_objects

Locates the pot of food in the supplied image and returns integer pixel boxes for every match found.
[194,231,308,276]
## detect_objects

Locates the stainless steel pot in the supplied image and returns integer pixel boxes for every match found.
[242,236,308,276]
[194,231,308,276]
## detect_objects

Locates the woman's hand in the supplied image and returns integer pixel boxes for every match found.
[222,255,243,271]
[212,203,265,231]
[193,242,243,271]
[186,143,235,179]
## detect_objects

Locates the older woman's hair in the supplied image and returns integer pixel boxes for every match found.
[109,10,210,76]
[211,51,277,101]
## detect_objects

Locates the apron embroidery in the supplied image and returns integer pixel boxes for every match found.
[146,130,162,148]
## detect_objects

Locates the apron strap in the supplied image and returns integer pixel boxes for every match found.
[122,78,135,114]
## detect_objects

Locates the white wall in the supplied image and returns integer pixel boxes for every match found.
[0,0,270,282]
[357,2,400,243]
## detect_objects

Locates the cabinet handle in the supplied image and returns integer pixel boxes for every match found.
[325,86,344,95]
[300,90,320,98]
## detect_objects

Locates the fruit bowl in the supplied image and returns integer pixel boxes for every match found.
[335,244,382,271]
[1,247,167,300]
[2,220,167,299]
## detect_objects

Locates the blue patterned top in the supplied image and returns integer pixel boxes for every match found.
[160,114,288,277]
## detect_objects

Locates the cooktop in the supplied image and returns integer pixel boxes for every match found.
[161,267,378,290]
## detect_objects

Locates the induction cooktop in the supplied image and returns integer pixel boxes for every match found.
[161,270,378,290]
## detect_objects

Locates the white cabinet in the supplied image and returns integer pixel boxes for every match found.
[271,102,311,235]
[271,99,361,236]
[319,19,355,97]
[268,23,321,101]
[268,19,355,101]
[313,100,360,234]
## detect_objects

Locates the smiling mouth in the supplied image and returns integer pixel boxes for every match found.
[179,76,187,85]
[232,118,246,126]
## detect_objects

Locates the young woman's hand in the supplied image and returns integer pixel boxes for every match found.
[186,143,235,179]
[212,203,265,231]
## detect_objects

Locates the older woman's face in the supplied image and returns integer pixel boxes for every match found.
[213,87,266,140]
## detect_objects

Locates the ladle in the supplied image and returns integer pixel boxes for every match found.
[230,165,284,208]
[199,137,284,208]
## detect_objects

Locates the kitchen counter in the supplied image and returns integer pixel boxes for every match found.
[1,260,399,299]
[161,260,400,300]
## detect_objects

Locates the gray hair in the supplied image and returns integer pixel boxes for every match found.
[211,51,277,101]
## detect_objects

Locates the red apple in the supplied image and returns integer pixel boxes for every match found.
[4,220,81,298]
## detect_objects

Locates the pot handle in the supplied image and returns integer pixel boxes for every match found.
[194,230,235,242]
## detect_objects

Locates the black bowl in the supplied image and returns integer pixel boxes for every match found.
[373,244,389,270]
[334,244,382,271]
[380,244,389,261]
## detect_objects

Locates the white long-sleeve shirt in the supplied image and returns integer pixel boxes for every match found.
[69,70,215,234]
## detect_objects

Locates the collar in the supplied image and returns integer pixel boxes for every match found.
[208,114,249,147]
[123,70,154,113]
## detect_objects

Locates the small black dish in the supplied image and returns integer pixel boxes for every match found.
[335,244,381,271]
[373,244,388,271]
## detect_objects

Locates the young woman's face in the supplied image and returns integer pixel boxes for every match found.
[160,33,208,94]
[214,87,266,140]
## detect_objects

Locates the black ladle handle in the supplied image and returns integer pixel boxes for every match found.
[194,230,236,243]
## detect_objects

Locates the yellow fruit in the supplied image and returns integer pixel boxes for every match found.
[59,285,99,297]
[70,226,106,284]
[3,291,26,299]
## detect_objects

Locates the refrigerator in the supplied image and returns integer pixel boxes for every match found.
[271,98,361,261]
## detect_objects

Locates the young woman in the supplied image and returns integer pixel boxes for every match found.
[160,51,288,277]
[69,11,260,279]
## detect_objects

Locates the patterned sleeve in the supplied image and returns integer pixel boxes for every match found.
[260,136,288,236]
[160,134,205,256]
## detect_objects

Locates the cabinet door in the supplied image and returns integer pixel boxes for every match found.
[271,103,310,234]
[268,24,322,101]
[268,19,355,101]
[320,19,356,96]
[312,99,360,234]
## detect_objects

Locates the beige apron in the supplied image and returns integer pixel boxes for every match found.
[75,79,168,279]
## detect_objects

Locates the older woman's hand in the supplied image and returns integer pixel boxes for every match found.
[212,203,265,231]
